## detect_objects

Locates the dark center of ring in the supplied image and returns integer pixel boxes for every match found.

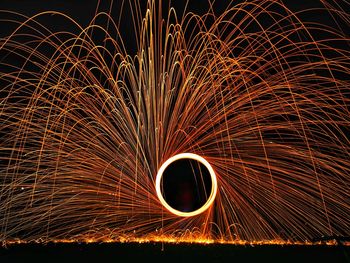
[160,158,212,213]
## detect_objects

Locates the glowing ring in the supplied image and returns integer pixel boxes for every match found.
[156,153,217,217]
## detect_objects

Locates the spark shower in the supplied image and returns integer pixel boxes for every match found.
[0,0,350,244]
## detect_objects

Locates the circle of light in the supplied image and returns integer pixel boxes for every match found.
[155,153,218,217]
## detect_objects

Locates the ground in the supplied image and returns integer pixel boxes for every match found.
[1,242,349,263]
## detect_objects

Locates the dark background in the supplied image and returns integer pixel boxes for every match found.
[0,0,349,262]
[0,0,348,54]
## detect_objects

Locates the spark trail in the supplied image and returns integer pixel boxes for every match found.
[0,0,349,244]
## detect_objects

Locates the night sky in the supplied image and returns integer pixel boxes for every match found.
[0,0,347,49]
[0,0,350,262]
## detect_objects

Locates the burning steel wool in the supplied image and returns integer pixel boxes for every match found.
[0,0,349,244]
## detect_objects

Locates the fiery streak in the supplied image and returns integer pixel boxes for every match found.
[0,0,350,244]
[155,153,217,217]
